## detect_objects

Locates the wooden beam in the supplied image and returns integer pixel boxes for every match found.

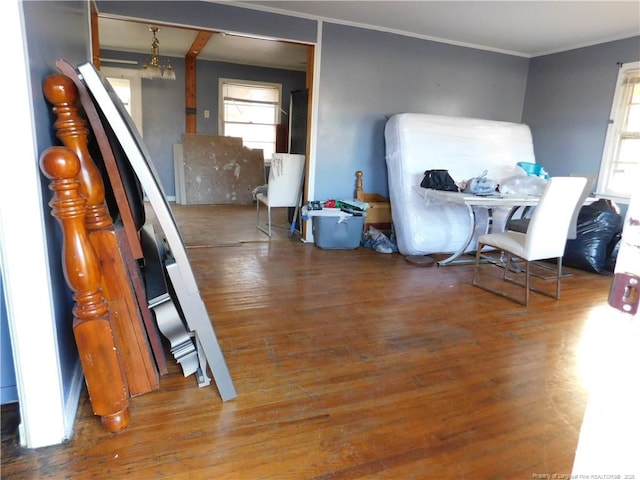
[186,31,214,59]
[185,31,214,134]
[305,45,314,91]
[185,55,197,134]
[90,6,100,69]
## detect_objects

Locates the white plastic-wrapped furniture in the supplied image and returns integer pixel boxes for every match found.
[384,113,537,257]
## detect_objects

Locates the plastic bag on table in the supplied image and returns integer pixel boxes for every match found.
[499,174,547,196]
[463,170,498,196]
[516,162,549,179]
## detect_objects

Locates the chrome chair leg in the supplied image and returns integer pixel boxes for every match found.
[525,259,530,306]
[256,201,273,237]
[555,257,562,299]
[472,244,529,306]
[267,206,272,237]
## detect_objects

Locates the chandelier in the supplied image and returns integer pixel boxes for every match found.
[141,27,176,80]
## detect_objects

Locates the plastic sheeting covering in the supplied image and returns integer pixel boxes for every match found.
[384,113,536,256]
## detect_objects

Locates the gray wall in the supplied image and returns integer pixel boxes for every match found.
[85,2,640,203]
[1,1,91,407]
[22,0,89,403]
[522,36,640,179]
[315,23,529,200]
[97,1,531,202]
[101,51,306,197]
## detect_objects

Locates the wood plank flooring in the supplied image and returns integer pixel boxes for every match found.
[1,204,614,479]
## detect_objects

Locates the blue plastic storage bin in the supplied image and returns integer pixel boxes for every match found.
[312,215,364,249]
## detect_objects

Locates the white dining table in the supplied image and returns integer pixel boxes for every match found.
[421,189,597,266]
[421,189,542,266]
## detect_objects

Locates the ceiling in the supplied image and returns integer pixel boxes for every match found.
[97,17,309,71]
[98,1,640,70]
[241,1,640,57]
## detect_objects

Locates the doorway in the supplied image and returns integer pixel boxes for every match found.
[96,15,315,226]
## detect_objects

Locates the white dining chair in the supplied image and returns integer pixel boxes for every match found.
[472,176,588,306]
[504,173,596,279]
[256,153,305,237]
[505,173,596,239]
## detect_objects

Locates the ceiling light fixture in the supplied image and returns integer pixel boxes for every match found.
[141,26,176,80]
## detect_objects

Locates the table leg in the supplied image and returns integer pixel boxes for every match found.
[438,204,477,266]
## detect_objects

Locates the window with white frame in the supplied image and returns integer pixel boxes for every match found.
[101,66,144,136]
[219,79,281,160]
[597,61,640,201]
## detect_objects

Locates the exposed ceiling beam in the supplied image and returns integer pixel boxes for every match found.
[185,31,214,134]
[186,30,214,59]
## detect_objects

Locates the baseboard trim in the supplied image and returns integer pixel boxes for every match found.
[63,360,84,441]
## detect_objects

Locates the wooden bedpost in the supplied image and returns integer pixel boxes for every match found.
[355,170,364,200]
[40,146,130,433]
[42,73,163,394]
[42,74,107,230]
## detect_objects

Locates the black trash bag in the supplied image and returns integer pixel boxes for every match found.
[563,199,622,274]
[605,232,622,273]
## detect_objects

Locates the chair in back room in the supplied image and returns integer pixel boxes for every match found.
[256,153,306,237]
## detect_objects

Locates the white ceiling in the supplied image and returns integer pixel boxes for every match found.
[98,17,309,71]
[242,1,640,57]
[98,1,640,71]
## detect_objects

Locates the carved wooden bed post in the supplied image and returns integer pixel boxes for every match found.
[42,73,161,395]
[355,170,364,199]
[40,146,130,432]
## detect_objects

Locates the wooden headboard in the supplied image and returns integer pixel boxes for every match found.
[40,72,168,432]
[355,170,392,230]
[39,61,238,434]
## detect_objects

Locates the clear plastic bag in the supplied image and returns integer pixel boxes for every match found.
[499,174,547,196]
[463,170,497,196]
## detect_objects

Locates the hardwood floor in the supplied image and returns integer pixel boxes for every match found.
[1,204,614,479]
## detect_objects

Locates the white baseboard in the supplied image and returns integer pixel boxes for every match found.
[63,360,84,441]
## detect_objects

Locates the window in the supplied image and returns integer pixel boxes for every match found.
[219,79,281,160]
[101,67,143,136]
[597,61,640,201]
[109,78,133,113]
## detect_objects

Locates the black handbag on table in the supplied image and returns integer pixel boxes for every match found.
[420,169,460,192]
